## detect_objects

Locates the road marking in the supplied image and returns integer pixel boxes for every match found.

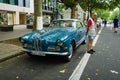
[68,27,103,80]
[69,53,91,80]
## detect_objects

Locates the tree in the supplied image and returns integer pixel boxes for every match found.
[109,8,119,20]
[83,0,110,14]
[33,0,43,31]
[60,0,120,19]
[94,9,110,20]
[60,0,111,18]
[61,0,82,19]
[109,0,120,10]
[80,0,120,18]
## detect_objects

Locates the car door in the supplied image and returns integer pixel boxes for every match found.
[79,22,86,38]
[76,21,86,44]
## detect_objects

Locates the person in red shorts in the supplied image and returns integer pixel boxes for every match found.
[86,13,97,54]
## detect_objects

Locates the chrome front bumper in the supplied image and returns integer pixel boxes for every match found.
[22,49,68,56]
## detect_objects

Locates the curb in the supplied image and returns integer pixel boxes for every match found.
[0,51,25,63]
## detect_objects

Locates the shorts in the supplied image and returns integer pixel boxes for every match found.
[88,35,95,40]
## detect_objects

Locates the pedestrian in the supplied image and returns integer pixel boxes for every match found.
[86,13,97,54]
[104,20,107,27]
[113,16,119,33]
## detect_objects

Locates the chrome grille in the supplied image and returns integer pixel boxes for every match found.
[33,38,42,51]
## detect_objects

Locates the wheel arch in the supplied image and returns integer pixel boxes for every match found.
[71,39,76,51]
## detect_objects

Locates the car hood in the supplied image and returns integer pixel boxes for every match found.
[21,27,76,43]
[40,27,76,42]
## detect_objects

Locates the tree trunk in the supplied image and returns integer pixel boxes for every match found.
[71,5,76,19]
[33,0,43,31]
[89,7,93,16]
[87,6,92,19]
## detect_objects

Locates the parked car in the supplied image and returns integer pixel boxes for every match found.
[43,16,51,27]
[19,19,86,62]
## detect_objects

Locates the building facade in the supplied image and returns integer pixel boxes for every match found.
[27,0,59,26]
[0,0,34,25]
[42,0,58,26]
[0,0,60,26]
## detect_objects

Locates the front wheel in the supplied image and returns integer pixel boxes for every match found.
[26,52,33,57]
[64,44,73,62]
[82,39,86,44]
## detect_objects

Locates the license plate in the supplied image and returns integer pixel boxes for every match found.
[32,51,46,56]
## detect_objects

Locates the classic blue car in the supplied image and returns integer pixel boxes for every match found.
[19,19,86,62]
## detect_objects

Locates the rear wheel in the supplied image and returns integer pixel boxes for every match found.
[64,44,73,62]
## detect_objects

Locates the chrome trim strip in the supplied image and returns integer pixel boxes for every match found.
[76,35,86,47]
[22,49,68,56]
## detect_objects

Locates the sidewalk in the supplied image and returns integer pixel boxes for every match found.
[0,25,32,41]
[0,25,32,62]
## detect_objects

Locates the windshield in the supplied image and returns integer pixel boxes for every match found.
[49,20,75,28]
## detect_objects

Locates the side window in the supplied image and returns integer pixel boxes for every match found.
[76,21,83,28]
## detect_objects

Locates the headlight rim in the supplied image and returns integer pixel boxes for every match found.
[56,39,63,46]
[19,37,24,43]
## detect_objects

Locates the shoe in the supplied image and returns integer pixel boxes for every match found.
[90,49,95,53]
[114,31,117,33]
[87,50,93,54]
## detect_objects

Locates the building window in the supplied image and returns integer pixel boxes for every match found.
[26,14,33,24]
[25,0,30,7]
[10,0,15,5]
[0,11,14,25]
[0,11,8,25]
[23,0,26,7]
[18,0,23,7]
[3,0,10,4]
[0,0,4,3]
[7,13,14,25]
[14,0,18,5]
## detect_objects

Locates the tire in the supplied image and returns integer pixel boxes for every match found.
[82,39,86,44]
[64,44,73,62]
[26,52,33,57]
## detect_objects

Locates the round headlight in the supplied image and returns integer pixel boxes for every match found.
[21,39,24,43]
[19,37,24,43]
[56,39,63,46]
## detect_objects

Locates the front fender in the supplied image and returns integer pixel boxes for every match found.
[63,35,75,52]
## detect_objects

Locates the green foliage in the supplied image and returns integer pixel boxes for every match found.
[59,0,120,19]
[109,0,120,10]
[109,8,119,20]
[94,8,120,20]
[94,9,110,20]
[58,3,67,12]
[60,0,120,12]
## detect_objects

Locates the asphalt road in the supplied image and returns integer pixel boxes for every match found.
[0,26,120,80]
[0,43,86,80]
[80,27,120,80]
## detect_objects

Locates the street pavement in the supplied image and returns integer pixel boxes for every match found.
[0,24,120,80]
[0,25,48,62]
[0,25,31,41]
[80,26,120,80]
[0,25,32,62]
